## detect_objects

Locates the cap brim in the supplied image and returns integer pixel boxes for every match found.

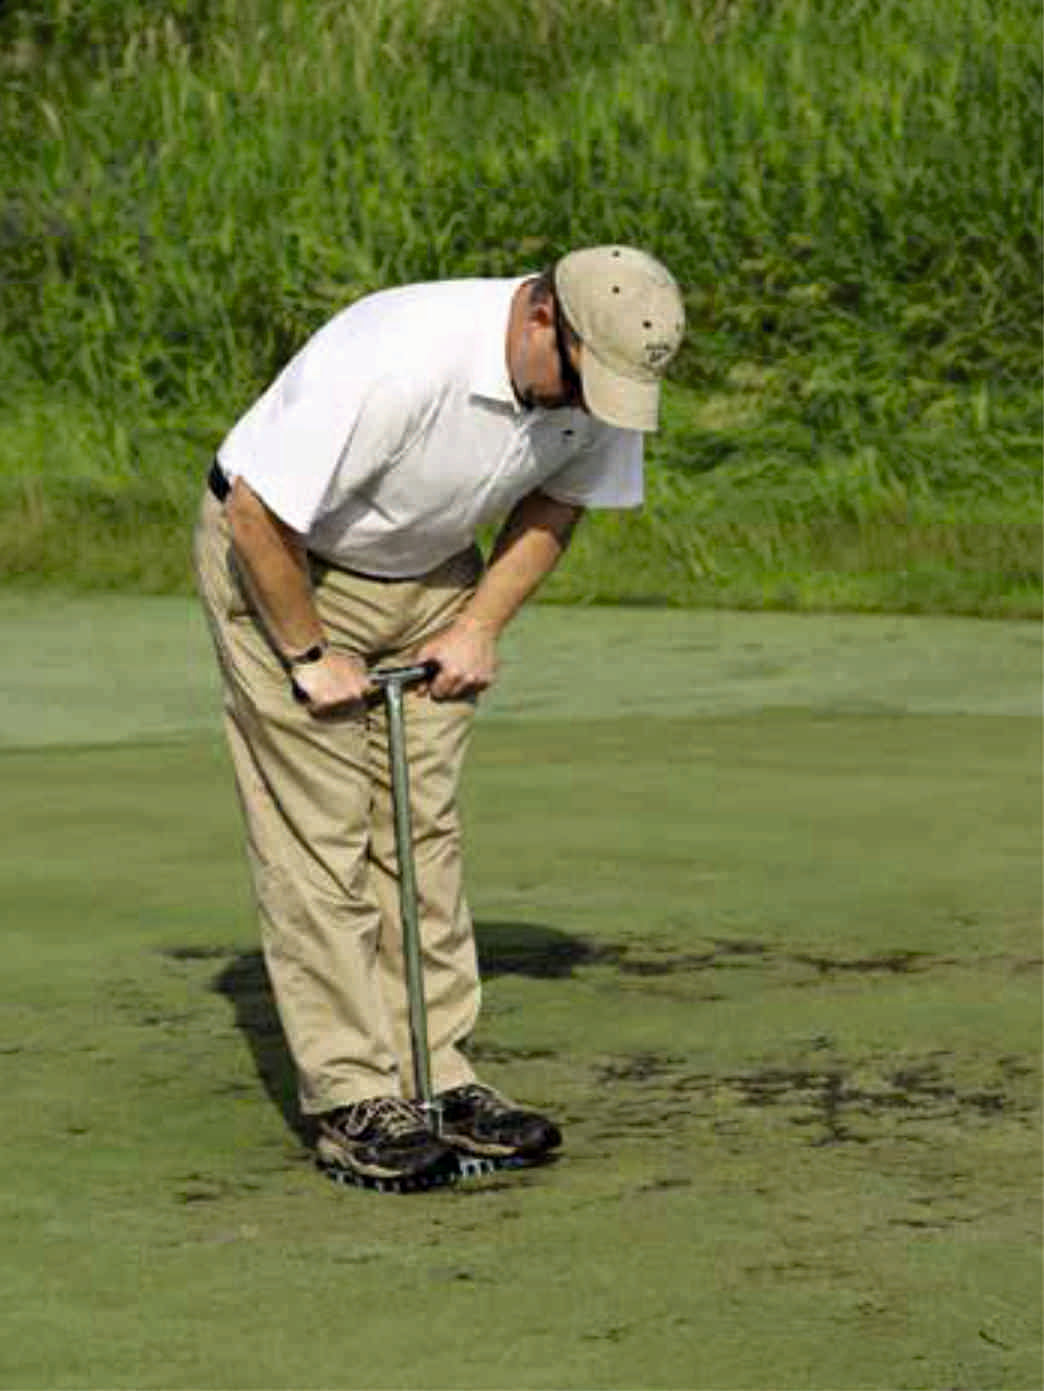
[581,349,660,432]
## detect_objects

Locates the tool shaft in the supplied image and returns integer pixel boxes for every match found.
[381,671,437,1121]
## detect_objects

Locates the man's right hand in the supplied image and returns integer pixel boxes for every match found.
[290,650,373,715]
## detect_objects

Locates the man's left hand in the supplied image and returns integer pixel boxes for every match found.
[416,616,498,699]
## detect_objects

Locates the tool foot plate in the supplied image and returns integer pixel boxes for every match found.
[318,1150,555,1193]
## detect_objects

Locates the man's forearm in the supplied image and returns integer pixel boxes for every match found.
[463,490,583,636]
[225,478,325,659]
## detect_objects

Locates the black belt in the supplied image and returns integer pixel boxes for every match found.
[208,459,231,502]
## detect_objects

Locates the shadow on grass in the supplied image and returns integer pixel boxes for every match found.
[211,952,304,1140]
[208,920,595,1138]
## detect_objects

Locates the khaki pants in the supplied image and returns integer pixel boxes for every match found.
[193,490,482,1115]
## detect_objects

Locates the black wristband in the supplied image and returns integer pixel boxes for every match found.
[286,643,326,670]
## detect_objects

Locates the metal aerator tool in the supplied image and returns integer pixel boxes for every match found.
[313,660,529,1194]
[369,661,443,1139]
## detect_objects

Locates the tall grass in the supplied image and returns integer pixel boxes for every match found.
[0,0,1040,609]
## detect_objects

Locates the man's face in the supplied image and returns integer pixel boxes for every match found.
[511,290,586,412]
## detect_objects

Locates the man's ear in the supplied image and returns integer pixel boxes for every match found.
[525,290,555,329]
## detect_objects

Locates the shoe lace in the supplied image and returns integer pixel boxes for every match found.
[349,1096,429,1139]
[446,1083,514,1116]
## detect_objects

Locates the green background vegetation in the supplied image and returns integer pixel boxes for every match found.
[1,601,1040,1388]
[1,0,1040,612]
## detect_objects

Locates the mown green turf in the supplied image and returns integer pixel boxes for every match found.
[0,602,1040,1389]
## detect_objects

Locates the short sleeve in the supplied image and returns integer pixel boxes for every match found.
[222,371,416,536]
[540,425,644,510]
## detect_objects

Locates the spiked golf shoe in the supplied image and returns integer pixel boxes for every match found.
[316,1096,459,1192]
[436,1083,562,1162]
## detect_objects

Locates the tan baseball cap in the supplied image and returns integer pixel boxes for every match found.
[554,245,685,431]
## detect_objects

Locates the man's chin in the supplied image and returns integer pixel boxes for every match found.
[521,389,569,411]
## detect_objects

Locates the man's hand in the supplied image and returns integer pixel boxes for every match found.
[411,492,583,701]
[416,616,498,700]
[291,650,373,715]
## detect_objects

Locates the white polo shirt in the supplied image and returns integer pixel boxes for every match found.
[217,276,644,577]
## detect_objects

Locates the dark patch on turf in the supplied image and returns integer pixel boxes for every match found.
[637,1176,694,1194]
[476,931,774,983]
[173,1171,264,1204]
[595,1050,1036,1149]
[612,938,770,976]
[978,1330,1012,1349]
[174,1173,228,1204]
[732,1058,1022,1143]
[599,1052,690,1083]
[613,940,956,980]
[789,949,933,975]
[476,932,958,983]
[889,1216,949,1229]
[581,1326,629,1343]
[810,1071,860,1145]
[998,1054,1036,1078]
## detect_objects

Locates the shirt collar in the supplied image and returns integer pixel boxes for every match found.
[468,277,529,410]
